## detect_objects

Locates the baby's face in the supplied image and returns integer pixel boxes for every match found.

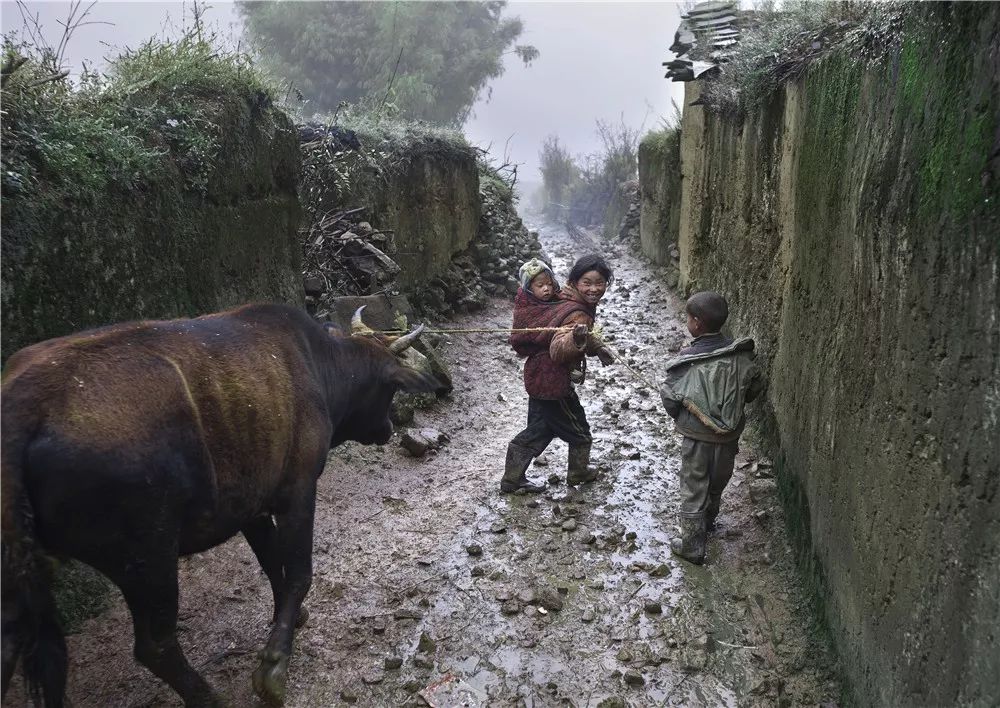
[530,272,556,300]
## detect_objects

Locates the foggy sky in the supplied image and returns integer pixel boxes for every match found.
[2,1,687,184]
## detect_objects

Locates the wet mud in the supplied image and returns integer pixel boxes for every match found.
[26,222,841,707]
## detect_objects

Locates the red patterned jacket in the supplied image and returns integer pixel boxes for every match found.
[509,285,599,400]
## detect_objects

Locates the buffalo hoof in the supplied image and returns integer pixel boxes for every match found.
[252,650,289,706]
[295,606,309,629]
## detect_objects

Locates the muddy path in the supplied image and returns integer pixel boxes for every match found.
[40,222,841,707]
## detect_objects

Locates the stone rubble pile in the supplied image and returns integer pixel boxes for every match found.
[407,175,546,320]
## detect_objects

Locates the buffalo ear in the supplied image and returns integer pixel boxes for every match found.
[390,366,440,394]
[323,322,345,338]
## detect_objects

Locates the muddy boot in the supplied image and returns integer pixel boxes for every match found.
[566,443,599,486]
[671,515,706,565]
[500,443,546,494]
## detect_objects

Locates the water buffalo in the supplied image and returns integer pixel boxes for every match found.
[1,303,438,706]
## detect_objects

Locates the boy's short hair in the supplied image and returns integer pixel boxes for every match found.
[686,291,728,332]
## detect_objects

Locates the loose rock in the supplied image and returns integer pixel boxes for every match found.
[623,670,645,687]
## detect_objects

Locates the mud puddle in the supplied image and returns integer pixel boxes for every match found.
[31,222,841,708]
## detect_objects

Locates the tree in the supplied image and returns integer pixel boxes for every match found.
[538,135,576,218]
[238,1,537,124]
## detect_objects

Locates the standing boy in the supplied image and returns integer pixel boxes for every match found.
[659,291,765,564]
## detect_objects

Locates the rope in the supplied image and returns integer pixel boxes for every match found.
[373,325,660,392]
[377,326,575,335]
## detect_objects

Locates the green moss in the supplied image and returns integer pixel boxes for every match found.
[894,8,996,222]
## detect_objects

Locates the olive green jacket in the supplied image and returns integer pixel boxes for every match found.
[659,338,765,443]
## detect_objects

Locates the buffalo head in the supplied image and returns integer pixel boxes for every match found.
[323,307,439,446]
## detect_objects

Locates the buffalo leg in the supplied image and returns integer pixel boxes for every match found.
[252,481,316,706]
[242,516,284,622]
[114,556,223,707]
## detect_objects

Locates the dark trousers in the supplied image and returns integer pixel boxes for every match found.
[510,393,592,456]
[678,437,738,519]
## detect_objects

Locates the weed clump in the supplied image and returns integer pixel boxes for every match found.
[699,0,911,114]
[1,33,276,203]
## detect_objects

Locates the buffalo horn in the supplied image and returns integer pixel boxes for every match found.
[351,305,375,336]
[388,324,425,354]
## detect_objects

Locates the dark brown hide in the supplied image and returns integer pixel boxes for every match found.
[1,303,436,707]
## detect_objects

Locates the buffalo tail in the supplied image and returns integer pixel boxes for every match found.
[1,400,67,707]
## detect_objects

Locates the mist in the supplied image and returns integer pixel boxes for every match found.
[2,1,686,186]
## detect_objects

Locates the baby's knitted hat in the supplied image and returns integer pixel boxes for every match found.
[518,258,556,291]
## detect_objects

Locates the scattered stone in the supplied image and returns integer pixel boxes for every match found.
[393,608,423,620]
[489,521,508,534]
[547,473,561,485]
[361,670,384,685]
[470,565,486,577]
[340,689,358,703]
[597,698,626,708]
[754,509,769,522]
[495,589,513,602]
[526,499,540,509]
[384,656,403,670]
[627,450,641,460]
[417,631,436,654]
[582,609,596,622]
[616,648,634,663]
[466,543,483,557]
[623,670,645,687]
[556,585,570,595]
[517,588,536,604]
[578,530,597,545]
[649,563,670,578]
[501,599,522,615]
[413,653,434,669]
[644,601,663,615]
[561,518,578,532]
[399,430,432,457]
[403,680,423,694]
[535,587,564,612]
[625,531,638,541]
[497,392,507,402]
[534,455,549,467]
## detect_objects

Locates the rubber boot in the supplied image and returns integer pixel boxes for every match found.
[500,443,546,494]
[566,443,599,486]
[705,493,723,533]
[670,514,706,565]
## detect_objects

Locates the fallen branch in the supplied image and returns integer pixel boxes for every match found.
[26,70,70,88]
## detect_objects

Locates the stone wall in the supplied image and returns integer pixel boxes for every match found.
[1,98,302,361]
[662,4,999,705]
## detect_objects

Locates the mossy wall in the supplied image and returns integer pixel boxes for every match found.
[669,4,999,705]
[1,93,302,361]
[637,129,682,264]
